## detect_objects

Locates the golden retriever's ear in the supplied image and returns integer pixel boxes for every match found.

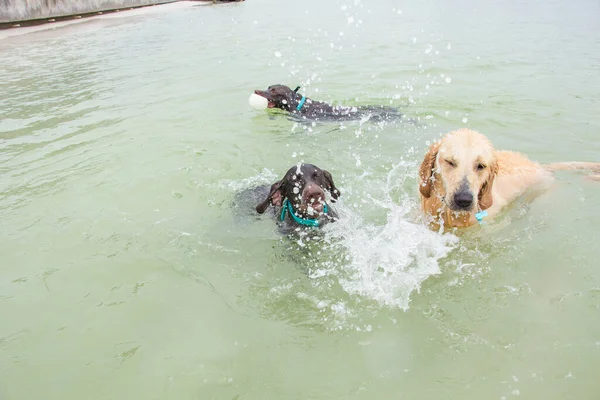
[478,159,498,210]
[419,140,441,198]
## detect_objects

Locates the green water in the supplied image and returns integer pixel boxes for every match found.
[1,0,600,399]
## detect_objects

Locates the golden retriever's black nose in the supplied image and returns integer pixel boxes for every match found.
[453,191,474,210]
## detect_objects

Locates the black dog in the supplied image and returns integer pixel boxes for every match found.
[255,163,340,229]
[254,84,403,122]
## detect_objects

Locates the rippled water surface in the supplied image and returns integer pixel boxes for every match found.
[1,0,600,398]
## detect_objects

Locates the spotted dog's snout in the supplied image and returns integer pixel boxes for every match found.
[302,184,326,213]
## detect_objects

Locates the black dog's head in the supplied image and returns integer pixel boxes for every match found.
[256,163,340,219]
[254,84,301,111]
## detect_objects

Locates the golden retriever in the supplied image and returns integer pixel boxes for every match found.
[418,128,600,228]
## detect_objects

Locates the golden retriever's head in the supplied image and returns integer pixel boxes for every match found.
[419,129,498,213]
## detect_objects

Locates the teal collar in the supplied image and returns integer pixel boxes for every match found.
[475,210,488,223]
[280,198,328,227]
[296,96,306,111]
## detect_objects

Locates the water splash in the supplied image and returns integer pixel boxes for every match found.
[218,168,277,191]
[230,162,458,315]
[321,162,458,309]
[325,205,456,309]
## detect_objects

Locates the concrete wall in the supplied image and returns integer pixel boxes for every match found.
[0,0,178,23]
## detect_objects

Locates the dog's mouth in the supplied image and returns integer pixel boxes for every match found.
[448,204,474,213]
[254,90,276,108]
[295,199,326,217]
[307,201,325,215]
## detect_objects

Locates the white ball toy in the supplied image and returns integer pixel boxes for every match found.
[248,93,269,110]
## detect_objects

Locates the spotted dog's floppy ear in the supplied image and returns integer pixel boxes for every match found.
[256,180,284,214]
[418,140,441,198]
[322,170,340,202]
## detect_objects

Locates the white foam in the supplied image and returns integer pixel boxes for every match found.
[219,168,277,191]
[319,162,458,309]
[326,202,457,309]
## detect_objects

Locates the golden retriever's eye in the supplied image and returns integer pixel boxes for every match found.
[476,163,486,171]
[445,159,456,168]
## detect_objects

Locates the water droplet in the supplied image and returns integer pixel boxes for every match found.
[564,372,575,380]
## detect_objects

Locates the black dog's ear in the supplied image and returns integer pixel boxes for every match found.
[293,86,301,93]
[322,170,340,202]
[256,180,284,214]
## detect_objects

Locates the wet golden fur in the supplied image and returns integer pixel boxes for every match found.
[419,129,600,228]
